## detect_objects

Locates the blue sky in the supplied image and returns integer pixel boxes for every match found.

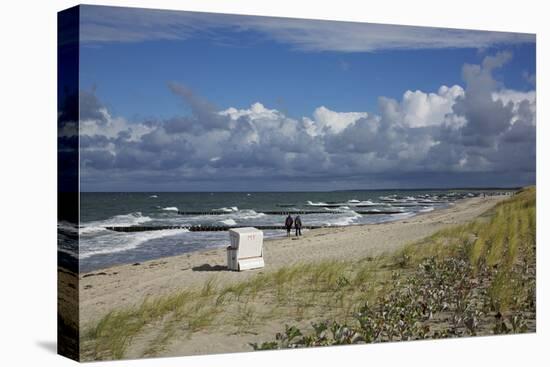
[75,5,536,191]
[80,29,535,121]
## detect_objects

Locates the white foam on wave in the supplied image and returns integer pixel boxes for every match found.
[149,195,158,198]
[214,206,239,213]
[322,210,362,226]
[58,220,78,232]
[162,207,179,211]
[307,200,328,206]
[80,212,152,234]
[419,207,435,213]
[237,210,266,219]
[79,226,109,235]
[58,221,79,257]
[356,200,376,206]
[79,228,190,259]
[348,199,360,204]
[329,213,362,226]
[220,219,237,226]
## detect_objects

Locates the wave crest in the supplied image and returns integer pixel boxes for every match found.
[80,228,189,259]
[80,212,152,234]
[162,207,178,211]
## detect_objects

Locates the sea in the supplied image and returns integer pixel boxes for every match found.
[58,190,503,272]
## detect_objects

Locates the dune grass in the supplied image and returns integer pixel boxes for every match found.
[395,187,535,317]
[82,188,536,359]
[253,187,535,348]
[81,257,392,360]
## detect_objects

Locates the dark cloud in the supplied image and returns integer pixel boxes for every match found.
[423,52,536,180]
[167,82,229,131]
[80,90,108,124]
[451,52,515,146]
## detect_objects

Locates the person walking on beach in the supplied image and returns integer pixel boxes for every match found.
[285,214,294,237]
[295,215,302,237]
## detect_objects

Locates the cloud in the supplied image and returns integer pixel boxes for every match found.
[80,5,535,52]
[80,90,109,124]
[449,52,516,145]
[421,52,536,177]
[310,106,368,134]
[378,85,465,128]
[166,82,229,131]
[79,52,535,190]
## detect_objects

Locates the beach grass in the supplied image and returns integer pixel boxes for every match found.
[81,188,535,359]
[252,187,535,348]
[81,259,392,359]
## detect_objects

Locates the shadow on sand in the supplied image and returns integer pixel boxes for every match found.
[192,264,228,272]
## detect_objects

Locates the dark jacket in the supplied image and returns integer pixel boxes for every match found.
[295,216,302,228]
[285,215,294,228]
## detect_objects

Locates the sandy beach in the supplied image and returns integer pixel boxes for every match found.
[77,195,505,328]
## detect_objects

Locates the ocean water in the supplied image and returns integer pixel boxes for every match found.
[59,190,494,272]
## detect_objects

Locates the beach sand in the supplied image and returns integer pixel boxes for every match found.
[77,195,505,331]
[67,195,512,358]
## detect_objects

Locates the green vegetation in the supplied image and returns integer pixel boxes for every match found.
[82,258,393,360]
[82,188,535,359]
[253,187,536,349]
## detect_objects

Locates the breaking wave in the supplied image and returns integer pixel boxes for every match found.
[213,206,239,212]
[162,207,179,211]
[219,219,237,226]
[79,212,152,234]
[80,228,190,259]
[307,200,328,206]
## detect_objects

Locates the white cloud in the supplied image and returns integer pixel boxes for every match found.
[312,106,368,133]
[397,85,464,127]
[80,108,153,141]
[80,6,535,52]
[221,102,280,122]
[492,89,536,125]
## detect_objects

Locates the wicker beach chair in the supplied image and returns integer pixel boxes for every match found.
[226,227,265,271]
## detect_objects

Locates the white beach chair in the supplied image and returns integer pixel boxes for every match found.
[226,227,265,271]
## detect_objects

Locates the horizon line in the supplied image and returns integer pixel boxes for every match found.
[79,186,526,194]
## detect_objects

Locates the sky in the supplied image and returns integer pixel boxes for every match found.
[73,5,537,191]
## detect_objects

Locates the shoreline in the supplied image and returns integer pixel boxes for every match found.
[78,198,444,277]
[77,200,453,273]
[74,195,506,326]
